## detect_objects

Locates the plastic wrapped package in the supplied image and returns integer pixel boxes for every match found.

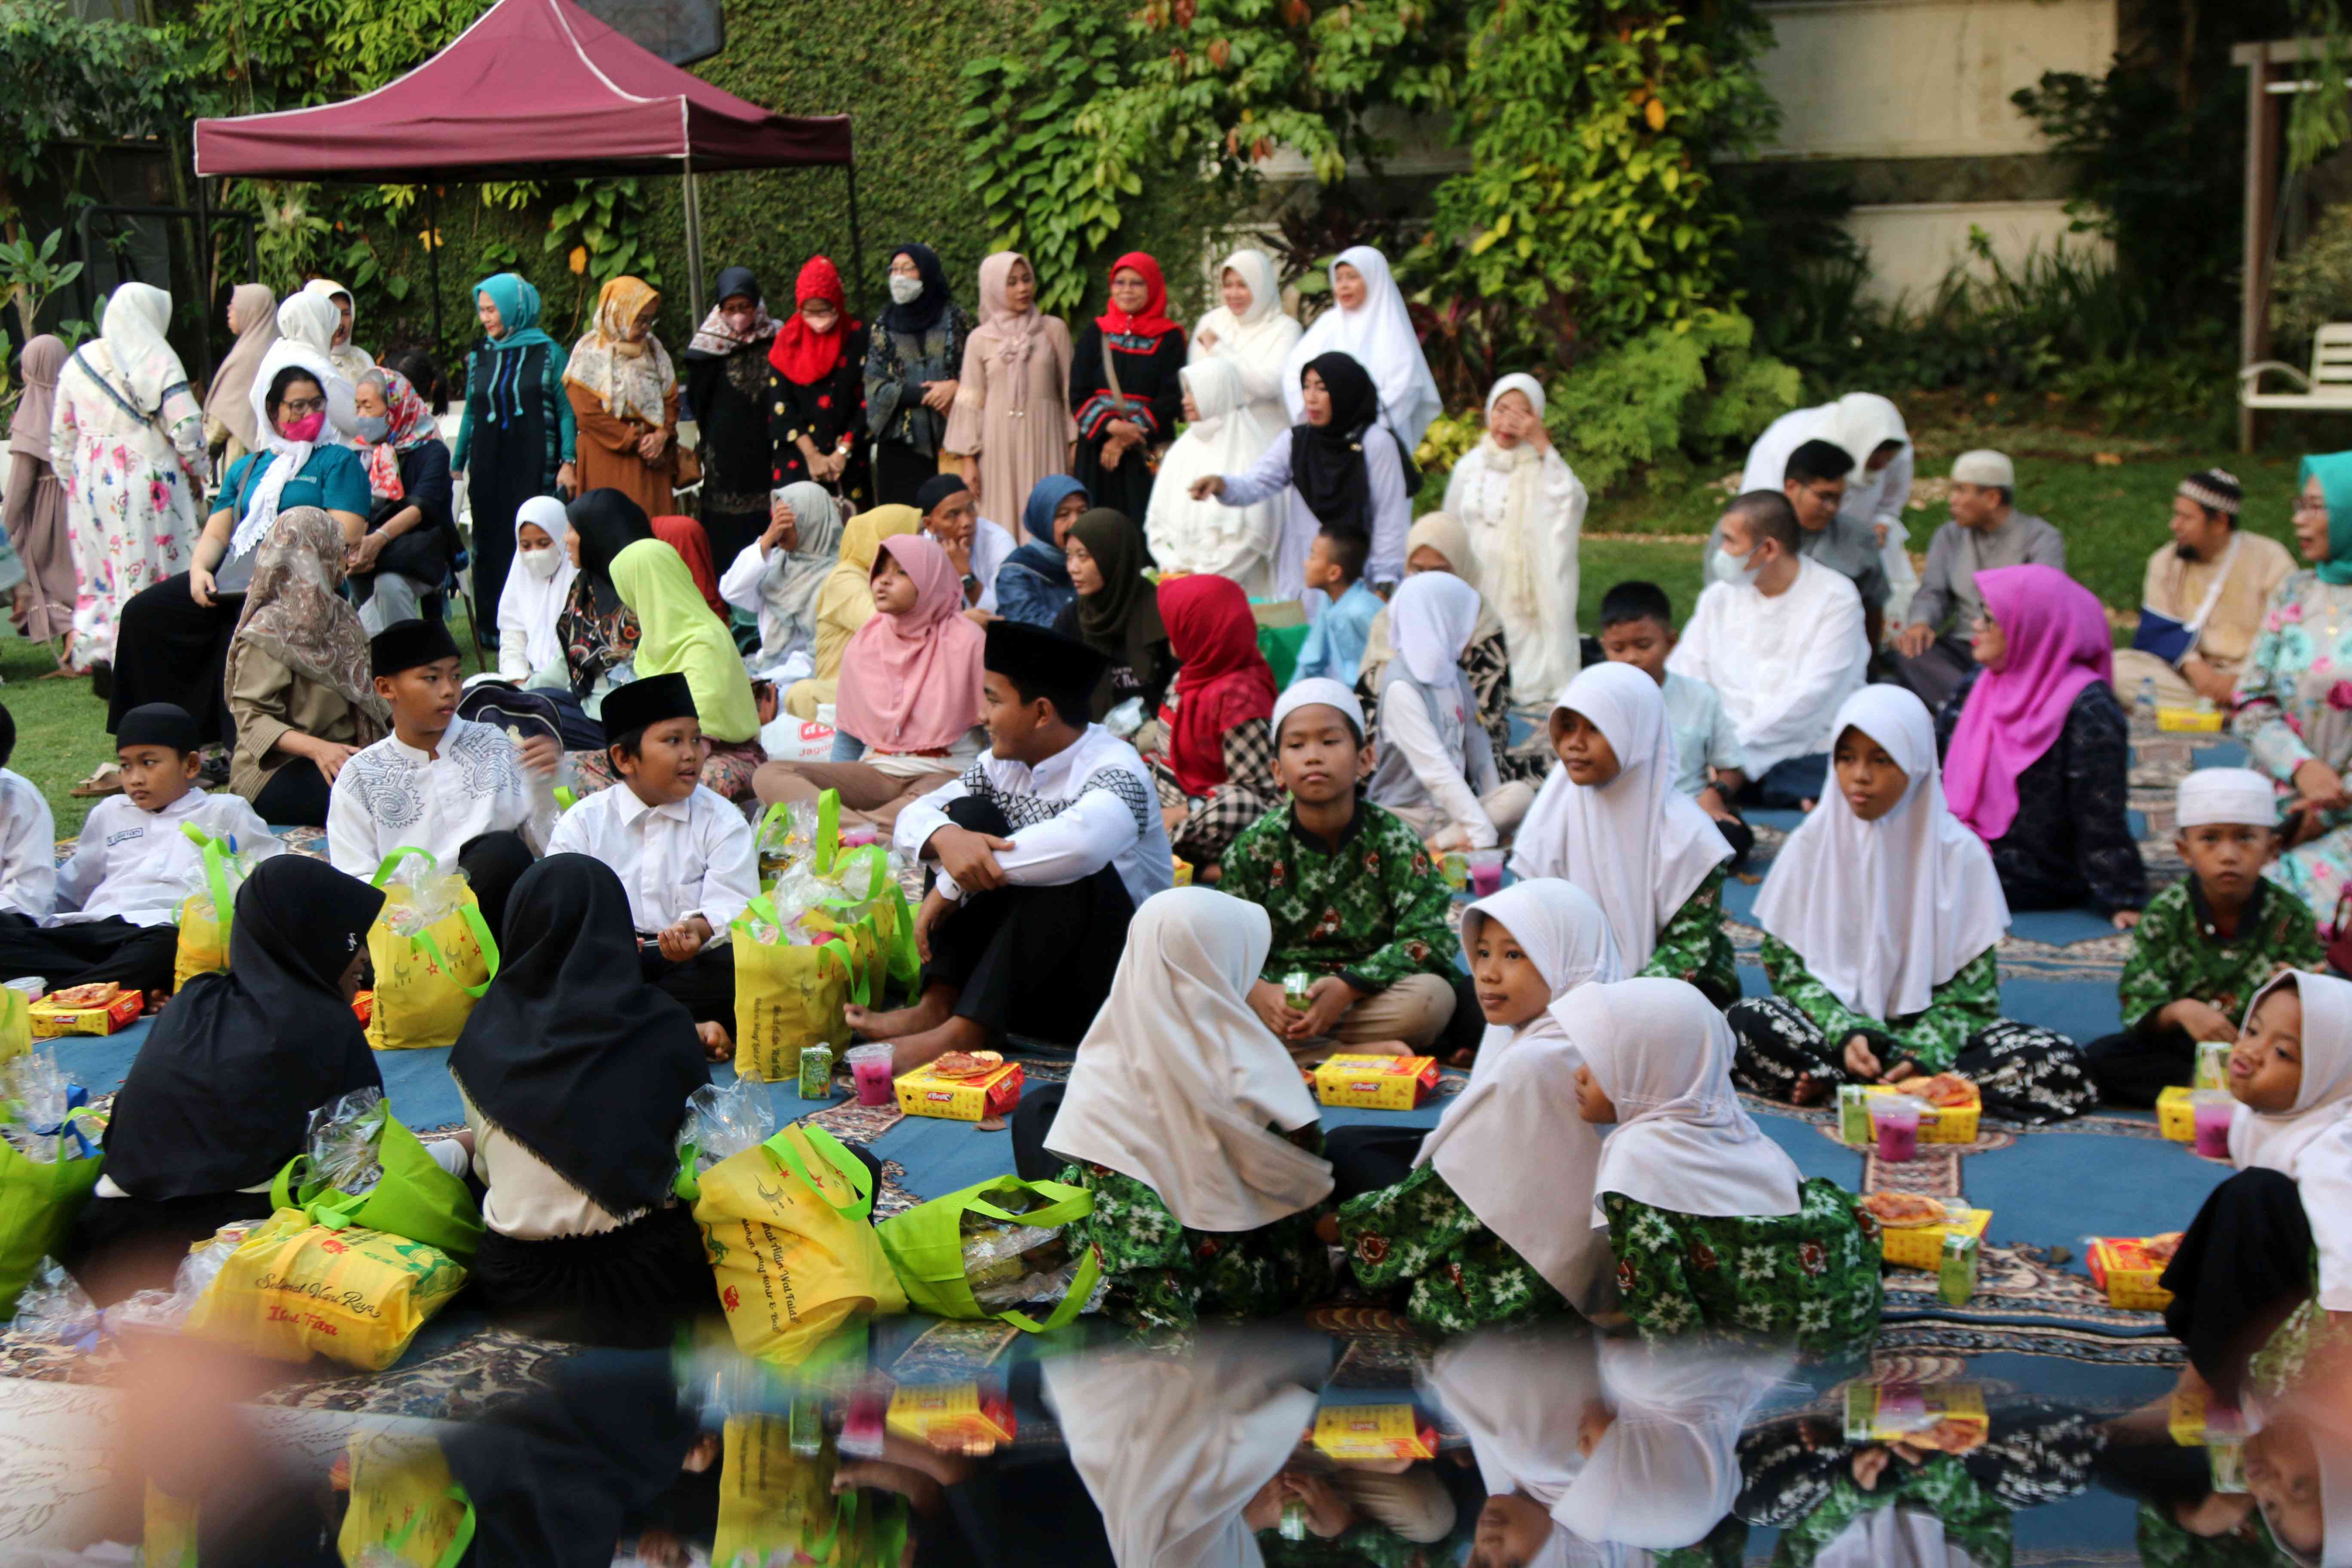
[306,1087,390,1199]
[756,799,823,885]
[0,1051,99,1164]
[102,1218,263,1336]
[958,1190,1107,1319]
[677,1079,778,1180]
[10,1256,98,1344]
[377,853,474,940]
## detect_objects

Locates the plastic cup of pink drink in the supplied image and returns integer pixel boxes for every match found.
[1870,1095,1925,1163]
[2192,1089,2237,1159]
[846,1043,897,1108]
[1465,849,1506,898]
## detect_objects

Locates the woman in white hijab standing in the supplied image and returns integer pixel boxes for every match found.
[494,494,579,685]
[1039,887,1336,1332]
[49,282,211,678]
[1445,373,1587,699]
[1190,248,1302,464]
[1145,357,1281,593]
[300,277,375,383]
[1330,879,1624,1328]
[257,292,361,440]
[1282,245,1442,451]
[1572,976,1880,1350]
[1511,662,1735,1002]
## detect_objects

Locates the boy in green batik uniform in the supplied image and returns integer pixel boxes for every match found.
[1219,679,1460,1056]
[2086,767,2324,1107]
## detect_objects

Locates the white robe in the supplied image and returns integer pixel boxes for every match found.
[1147,358,1280,594]
[1665,559,1868,776]
[1445,436,1587,701]
[1280,246,1443,450]
[1188,248,1300,470]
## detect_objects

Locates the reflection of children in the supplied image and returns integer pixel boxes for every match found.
[1596,579,1751,860]
[1327,880,1623,1330]
[0,703,279,1001]
[1573,976,1880,1351]
[2086,768,2323,1107]
[546,673,755,1061]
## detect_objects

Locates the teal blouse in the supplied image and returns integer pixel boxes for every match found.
[218,444,371,524]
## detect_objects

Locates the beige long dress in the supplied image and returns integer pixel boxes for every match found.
[942,253,1075,540]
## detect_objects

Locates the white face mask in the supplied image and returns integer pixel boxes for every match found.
[518,545,560,581]
[1709,545,1754,585]
[888,275,924,306]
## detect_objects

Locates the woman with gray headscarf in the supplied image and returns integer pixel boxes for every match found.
[718,479,845,667]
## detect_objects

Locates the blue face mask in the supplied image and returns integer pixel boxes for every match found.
[355,414,391,443]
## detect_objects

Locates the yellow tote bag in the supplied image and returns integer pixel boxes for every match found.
[730,900,858,1083]
[171,825,242,992]
[364,848,499,1052]
[688,1124,905,1367]
[183,1208,468,1371]
[0,982,28,1065]
[337,1431,474,1568]
[712,1415,909,1568]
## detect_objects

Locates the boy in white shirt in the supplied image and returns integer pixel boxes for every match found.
[0,703,281,1003]
[0,705,55,922]
[1595,578,1755,866]
[327,619,556,940]
[548,673,756,1059]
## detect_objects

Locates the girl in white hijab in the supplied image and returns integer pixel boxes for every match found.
[1190,248,1302,462]
[1445,373,1588,699]
[1572,976,1881,1351]
[1282,245,1442,450]
[1732,686,2012,1106]
[717,479,845,668]
[1425,1327,1612,1568]
[1042,887,1335,1331]
[253,292,360,440]
[1364,571,1534,850]
[1511,662,1735,1001]
[300,278,375,382]
[1331,879,1624,1327]
[1145,357,1281,593]
[494,494,578,684]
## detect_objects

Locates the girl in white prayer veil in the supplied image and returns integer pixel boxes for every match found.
[1425,1327,1615,1568]
[1146,357,1281,593]
[1281,245,1442,450]
[1444,372,1589,699]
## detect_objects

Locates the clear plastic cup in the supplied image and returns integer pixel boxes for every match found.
[1870,1095,1925,1163]
[2192,1089,2237,1159]
[1464,848,1506,898]
[846,1043,897,1108]
[5,977,44,1003]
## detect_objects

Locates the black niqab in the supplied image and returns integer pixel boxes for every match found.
[881,242,952,337]
[448,854,709,1219]
[104,857,385,1200]
[1291,350,1381,538]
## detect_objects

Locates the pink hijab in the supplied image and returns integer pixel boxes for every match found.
[1942,563,2113,842]
[833,533,986,754]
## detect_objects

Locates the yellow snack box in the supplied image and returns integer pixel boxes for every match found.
[1172,856,1193,887]
[887,1383,1017,1454]
[1311,1404,1440,1462]
[1873,1204,1990,1271]
[2156,1084,2196,1142]
[2156,706,2226,733]
[1314,1054,1440,1111]
[2168,1384,2247,1447]
[2088,1234,2179,1311]
[1862,1081,1982,1144]
[30,986,144,1038]
[1841,1381,1990,1451]
[894,1058,1026,1122]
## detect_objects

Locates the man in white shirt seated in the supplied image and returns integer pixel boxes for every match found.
[1667,490,1868,810]
[918,472,1013,622]
[863,621,1175,1070]
[327,619,557,940]
[547,672,757,1059]
[0,703,281,1001]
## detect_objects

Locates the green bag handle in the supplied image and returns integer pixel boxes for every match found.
[956,1180,1095,1233]
[413,902,501,1000]
[813,937,870,1010]
[763,1123,874,1222]
[264,1152,380,1232]
[380,1482,475,1568]
[269,1152,309,1212]
[178,823,237,952]
[996,1240,1100,1335]
[370,845,440,887]
[813,788,842,876]
[674,1142,701,1204]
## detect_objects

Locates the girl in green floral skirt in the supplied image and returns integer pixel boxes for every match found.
[1571,976,1882,1352]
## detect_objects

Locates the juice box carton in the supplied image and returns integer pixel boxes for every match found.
[1877,1206,1991,1271]
[894,1059,1025,1122]
[31,987,144,1038]
[1841,1381,1990,1452]
[1311,1404,1440,1462]
[1313,1054,1440,1111]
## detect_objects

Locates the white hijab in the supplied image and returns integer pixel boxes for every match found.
[1192,249,1301,371]
[1425,1328,1623,1568]
[1146,357,1279,577]
[1574,977,1802,1224]
[1510,663,1732,970]
[1389,569,1480,686]
[1474,374,1553,619]
[1044,1336,1324,1568]
[1553,1339,1792,1554]
[1815,1508,1984,1568]
[2231,971,2352,1311]
[1416,879,1624,1314]
[256,293,360,441]
[302,278,374,380]
[1825,392,1908,473]
[1046,888,1333,1232]
[1753,686,2009,1022]
[2246,1387,2352,1568]
[497,494,578,674]
[94,282,189,414]
[234,318,352,559]
[1282,245,1442,449]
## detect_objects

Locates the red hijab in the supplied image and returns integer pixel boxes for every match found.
[1159,573,1277,797]
[768,256,858,385]
[651,516,727,619]
[1096,251,1180,342]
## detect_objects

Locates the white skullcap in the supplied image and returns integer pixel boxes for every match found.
[1273,678,1366,741]
[1951,449,2015,489]
[2177,767,2279,830]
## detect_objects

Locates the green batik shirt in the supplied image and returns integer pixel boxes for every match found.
[1334,1163,1571,1335]
[1642,866,1736,1000]
[2117,878,2324,1035]
[1258,1523,1426,1568]
[1760,935,2002,1074]
[1218,799,1458,993]
[1770,1455,2012,1568]
[1057,1144,1334,1335]
[1602,1179,1883,1352]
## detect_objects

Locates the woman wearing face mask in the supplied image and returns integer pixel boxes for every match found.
[453,271,578,629]
[102,364,370,757]
[497,495,579,686]
[679,264,775,567]
[563,275,681,517]
[345,365,457,636]
[943,251,1075,541]
[766,254,871,508]
[1069,252,1186,525]
[864,243,971,508]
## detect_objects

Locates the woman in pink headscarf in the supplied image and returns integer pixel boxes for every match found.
[1936,561,2147,927]
[751,531,986,829]
[942,251,1076,539]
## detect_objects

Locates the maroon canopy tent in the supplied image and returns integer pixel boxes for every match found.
[193,0,858,323]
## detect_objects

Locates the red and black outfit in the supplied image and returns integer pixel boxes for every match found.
[1068,251,1186,524]
[766,255,873,511]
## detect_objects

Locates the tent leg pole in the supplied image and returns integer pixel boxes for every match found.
[845,161,866,317]
[683,165,705,325]
[426,183,445,365]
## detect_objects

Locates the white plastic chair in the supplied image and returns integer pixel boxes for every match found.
[2241,323,2352,412]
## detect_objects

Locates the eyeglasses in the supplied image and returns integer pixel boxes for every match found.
[279,397,327,417]
[2295,495,2330,515]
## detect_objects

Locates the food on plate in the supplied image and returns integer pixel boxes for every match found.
[928,1050,1005,1079]
[2141,1231,2184,1265]
[45,981,122,1009]
[1911,1073,1977,1108]
[1861,1191,1955,1229]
